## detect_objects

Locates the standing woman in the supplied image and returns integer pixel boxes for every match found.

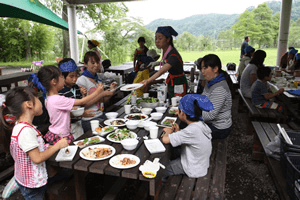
[142,26,188,98]
[87,40,104,73]
[200,54,232,139]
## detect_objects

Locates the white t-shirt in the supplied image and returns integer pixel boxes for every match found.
[13,124,40,153]
[76,75,103,120]
[169,121,212,178]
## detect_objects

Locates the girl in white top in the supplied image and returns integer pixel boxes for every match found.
[162,94,214,183]
[0,87,68,200]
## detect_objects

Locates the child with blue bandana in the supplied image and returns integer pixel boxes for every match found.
[162,94,214,183]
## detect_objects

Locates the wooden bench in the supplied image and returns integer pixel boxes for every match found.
[155,139,227,200]
[238,89,284,129]
[251,121,291,200]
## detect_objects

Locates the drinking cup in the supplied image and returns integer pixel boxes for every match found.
[124,105,131,115]
[171,97,177,106]
[149,126,159,139]
[90,120,99,133]
[143,93,149,98]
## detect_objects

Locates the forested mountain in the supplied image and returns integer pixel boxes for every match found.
[145,0,300,38]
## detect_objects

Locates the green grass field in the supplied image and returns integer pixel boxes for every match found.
[180,48,279,68]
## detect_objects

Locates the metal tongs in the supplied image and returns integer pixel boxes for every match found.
[277,124,293,144]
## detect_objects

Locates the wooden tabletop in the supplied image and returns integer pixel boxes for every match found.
[47,97,178,197]
[0,72,33,86]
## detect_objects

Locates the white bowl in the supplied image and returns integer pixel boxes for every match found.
[142,121,157,131]
[155,107,167,113]
[141,108,153,115]
[140,101,159,109]
[125,120,140,130]
[71,107,84,117]
[121,138,139,150]
[105,112,118,119]
[150,112,163,121]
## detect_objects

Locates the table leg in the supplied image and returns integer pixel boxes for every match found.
[74,171,86,200]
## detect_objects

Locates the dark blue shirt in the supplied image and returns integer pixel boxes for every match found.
[241,40,249,57]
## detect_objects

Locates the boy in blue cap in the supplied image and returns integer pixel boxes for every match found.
[162,94,214,183]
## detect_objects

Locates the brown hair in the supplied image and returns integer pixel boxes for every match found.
[0,87,37,153]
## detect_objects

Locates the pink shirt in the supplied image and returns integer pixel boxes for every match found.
[45,95,75,137]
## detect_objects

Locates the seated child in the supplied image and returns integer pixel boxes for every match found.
[251,67,284,112]
[58,58,112,139]
[162,94,214,183]
[76,51,116,132]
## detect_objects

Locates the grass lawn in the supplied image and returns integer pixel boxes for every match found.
[0,61,57,68]
[180,48,279,68]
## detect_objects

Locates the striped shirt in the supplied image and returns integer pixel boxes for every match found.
[202,80,232,130]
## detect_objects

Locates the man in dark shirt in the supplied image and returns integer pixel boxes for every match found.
[240,36,250,58]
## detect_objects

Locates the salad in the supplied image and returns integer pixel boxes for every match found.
[136,97,158,105]
[108,128,135,141]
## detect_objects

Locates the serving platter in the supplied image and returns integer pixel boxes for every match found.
[93,126,117,136]
[104,118,127,127]
[79,144,116,161]
[106,129,137,143]
[124,113,148,121]
[73,136,105,148]
[109,154,140,169]
[120,83,143,91]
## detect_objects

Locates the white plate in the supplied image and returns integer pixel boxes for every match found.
[79,144,116,161]
[104,118,127,127]
[124,113,148,121]
[74,136,105,148]
[161,116,177,126]
[109,154,140,169]
[93,126,117,136]
[55,145,78,162]
[144,139,166,154]
[106,130,137,143]
[120,83,144,91]
[168,107,178,114]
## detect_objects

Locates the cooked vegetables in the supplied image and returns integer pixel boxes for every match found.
[104,126,114,132]
[136,97,158,105]
[108,128,134,141]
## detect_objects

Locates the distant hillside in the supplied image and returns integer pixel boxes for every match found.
[145,14,238,37]
[145,1,300,38]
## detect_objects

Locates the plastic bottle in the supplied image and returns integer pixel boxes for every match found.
[165,99,169,107]
[100,102,104,111]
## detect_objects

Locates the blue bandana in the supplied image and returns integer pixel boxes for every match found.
[140,56,154,66]
[156,26,178,38]
[81,69,101,82]
[59,60,77,72]
[207,72,226,89]
[245,46,255,53]
[28,74,48,99]
[289,48,298,55]
[178,94,214,121]
[296,53,300,61]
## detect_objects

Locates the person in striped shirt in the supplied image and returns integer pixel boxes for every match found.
[200,54,232,139]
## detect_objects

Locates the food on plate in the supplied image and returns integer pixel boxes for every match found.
[83,138,89,144]
[136,97,158,105]
[82,147,112,159]
[65,148,70,154]
[111,120,125,126]
[127,87,136,90]
[88,137,100,144]
[118,157,137,166]
[169,109,177,114]
[77,141,85,148]
[163,119,175,125]
[108,128,134,141]
[127,114,146,120]
[104,126,114,132]
[95,127,102,133]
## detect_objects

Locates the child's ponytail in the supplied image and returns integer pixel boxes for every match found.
[0,103,14,153]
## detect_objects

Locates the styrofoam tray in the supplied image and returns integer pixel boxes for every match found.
[144,139,166,154]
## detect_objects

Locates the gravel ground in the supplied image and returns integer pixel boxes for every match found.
[0,67,281,199]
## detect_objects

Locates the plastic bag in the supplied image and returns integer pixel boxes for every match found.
[265,135,281,161]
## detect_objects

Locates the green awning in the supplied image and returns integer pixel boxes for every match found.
[0,0,82,34]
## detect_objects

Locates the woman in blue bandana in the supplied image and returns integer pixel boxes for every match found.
[142,26,188,99]
[162,94,213,182]
[76,51,117,132]
[200,54,232,139]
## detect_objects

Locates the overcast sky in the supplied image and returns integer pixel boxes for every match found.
[124,0,279,25]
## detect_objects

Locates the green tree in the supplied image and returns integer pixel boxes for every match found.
[231,10,262,46]
[289,19,300,47]
[272,13,280,47]
[253,3,275,47]
[176,32,197,51]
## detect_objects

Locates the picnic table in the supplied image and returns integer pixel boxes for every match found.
[106,65,134,83]
[47,96,177,199]
[0,72,33,93]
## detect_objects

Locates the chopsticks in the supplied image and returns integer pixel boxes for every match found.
[160,122,176,138]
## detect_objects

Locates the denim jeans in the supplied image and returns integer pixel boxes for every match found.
[16,181,47,200]
[208,124,232,139]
